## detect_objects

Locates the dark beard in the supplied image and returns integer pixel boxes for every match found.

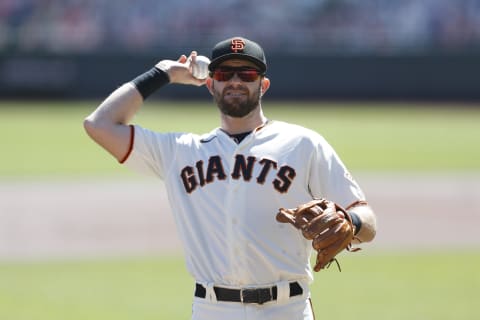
[214,84,261,118]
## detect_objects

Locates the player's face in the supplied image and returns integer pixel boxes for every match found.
[211,60,263,118]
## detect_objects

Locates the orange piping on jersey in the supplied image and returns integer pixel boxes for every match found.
[119,124,135,164]
[309,298,316,320]
[254,119,270,133]
[345,200,368,211]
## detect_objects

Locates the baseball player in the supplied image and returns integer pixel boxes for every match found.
[84,36,377,320]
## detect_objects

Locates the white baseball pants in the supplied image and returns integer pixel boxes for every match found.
[191,291,314,320]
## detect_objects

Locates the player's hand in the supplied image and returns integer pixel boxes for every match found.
[155,51,206,86]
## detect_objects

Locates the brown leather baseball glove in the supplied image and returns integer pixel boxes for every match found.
[276,199,359,271]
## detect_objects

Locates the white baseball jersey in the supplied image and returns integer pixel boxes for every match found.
[122,120,365,287]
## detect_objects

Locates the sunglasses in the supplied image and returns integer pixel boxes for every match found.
[210,67,264,82]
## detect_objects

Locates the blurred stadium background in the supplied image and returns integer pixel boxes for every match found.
[1,0,480,100]
[1,1,480,319]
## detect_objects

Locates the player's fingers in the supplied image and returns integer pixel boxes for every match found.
[190,51,198,62]
[187,51,197,71]
[188,51,201,72]
[177,55,188,63]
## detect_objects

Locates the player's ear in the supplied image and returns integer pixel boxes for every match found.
[206,77,214,95]
[260,77,270,96]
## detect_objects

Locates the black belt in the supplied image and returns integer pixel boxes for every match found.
[194,282,303,305]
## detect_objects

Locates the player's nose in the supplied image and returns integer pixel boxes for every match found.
[229,72,243,83]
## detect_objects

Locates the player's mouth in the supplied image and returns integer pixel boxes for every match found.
[224,89,249,98]
[225,93,246,98]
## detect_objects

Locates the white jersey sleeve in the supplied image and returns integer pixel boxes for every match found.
[121,124,181,179]
[307,133,365,208]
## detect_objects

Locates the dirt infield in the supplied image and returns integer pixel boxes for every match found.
[1,173,479,260]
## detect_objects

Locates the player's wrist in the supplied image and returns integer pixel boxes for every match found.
[130,67,170,100]
[348,211,362,235]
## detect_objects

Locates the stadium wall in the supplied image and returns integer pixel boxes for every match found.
[1,52,479,101]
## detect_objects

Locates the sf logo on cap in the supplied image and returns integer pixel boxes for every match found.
[231,38,245,53]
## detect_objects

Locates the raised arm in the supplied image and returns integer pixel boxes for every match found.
[83,52,206,162]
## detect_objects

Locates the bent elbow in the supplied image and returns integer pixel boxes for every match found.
[83,116,97,138]
[83,116,107,143]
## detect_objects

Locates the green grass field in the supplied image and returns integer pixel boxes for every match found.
[1,100,479,177]
[1,100,479,319]
[1,253,479,320]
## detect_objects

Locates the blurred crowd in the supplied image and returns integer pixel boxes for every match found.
[1,0,479,54]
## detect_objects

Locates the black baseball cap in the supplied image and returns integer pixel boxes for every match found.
[209,36,267,73]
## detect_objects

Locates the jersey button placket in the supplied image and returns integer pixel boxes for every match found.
[225,148,248,284]
[234,140,257,283]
